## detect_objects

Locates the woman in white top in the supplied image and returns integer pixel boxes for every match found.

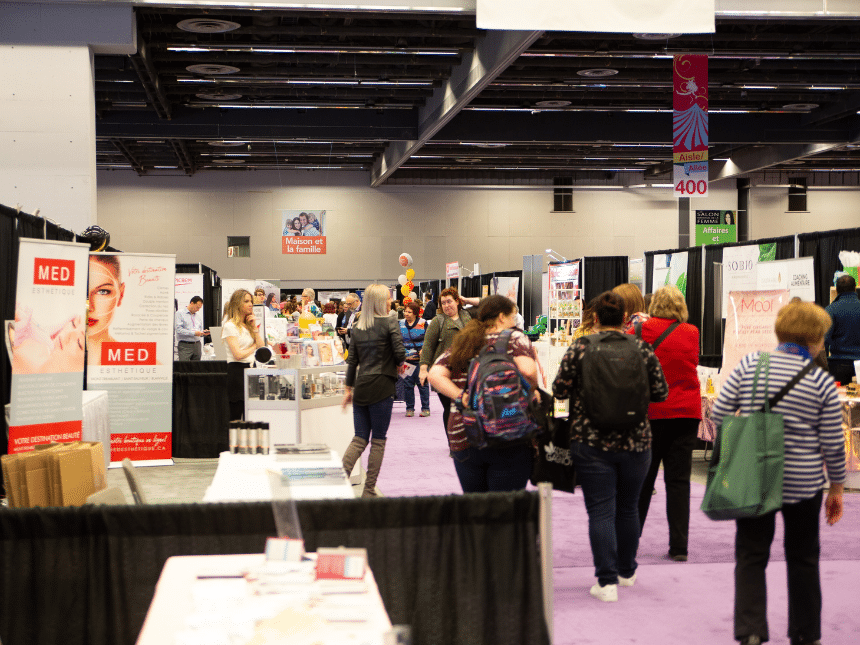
[222,289,265,420]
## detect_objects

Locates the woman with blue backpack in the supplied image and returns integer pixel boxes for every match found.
[428,295,540,493]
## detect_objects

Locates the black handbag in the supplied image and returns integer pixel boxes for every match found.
[529,389,576,493]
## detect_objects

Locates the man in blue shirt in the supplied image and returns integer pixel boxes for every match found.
[175,296,209,361]
[825,274,860,385]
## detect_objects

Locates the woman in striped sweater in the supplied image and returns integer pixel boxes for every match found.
[710,300,845,645]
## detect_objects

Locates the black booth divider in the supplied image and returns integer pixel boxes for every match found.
[798,227,860,306]
[581,256,629,304]
[0,493,549,645]
[172,361,230,458]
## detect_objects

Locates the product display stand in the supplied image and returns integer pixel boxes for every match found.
[244,366,352,460]
[547,260,582,334]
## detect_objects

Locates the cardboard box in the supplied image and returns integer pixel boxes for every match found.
[0,441,108,508]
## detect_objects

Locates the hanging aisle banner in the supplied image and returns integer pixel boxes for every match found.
[281,210,326,255]
[476,0,715,33]
[86,253,176,464]
[8,239,90,453]
[674,54,708,197]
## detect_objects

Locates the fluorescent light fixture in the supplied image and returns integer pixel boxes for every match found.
[650,183,675,187]
[741,85,777,89]
[809,86,843,90]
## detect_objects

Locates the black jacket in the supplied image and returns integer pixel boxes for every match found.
[345,316,406,387]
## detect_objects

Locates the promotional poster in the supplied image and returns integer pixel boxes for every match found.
[281,209,326,255]
[721,243,777,317]
[695,210,737,246]
[174,273,205,358]
[8,239,90,453]
[674,54,709,197]
[652,252,689,296]
[721,290,789,376]
[86,252,176,463]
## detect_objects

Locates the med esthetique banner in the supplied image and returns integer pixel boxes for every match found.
[8,239,90,453]
[86,253,176,463]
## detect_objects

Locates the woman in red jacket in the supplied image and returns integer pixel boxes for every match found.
[632,285,701,562]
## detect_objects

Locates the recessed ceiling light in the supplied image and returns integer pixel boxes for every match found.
[212,158,246,165]
[196,93,243,101]
[208,141,246,147]
[177,19,241,34]
[782,103,819,111]
[535,100,571,108]
[633,33,681,40]
[186,64,241,75]
[576,69,619,78]
[456,158,483,163]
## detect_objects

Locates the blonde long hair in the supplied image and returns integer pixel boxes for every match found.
[355,284,390,331]
[223,289,256,337]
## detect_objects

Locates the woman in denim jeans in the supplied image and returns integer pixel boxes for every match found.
[428,295,539,493]
[552,291,668,603]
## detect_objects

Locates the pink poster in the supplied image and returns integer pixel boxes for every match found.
[721,290,790,377]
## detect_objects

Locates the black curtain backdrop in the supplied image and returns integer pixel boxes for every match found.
[459,275,481,298]
[172,361,230,457]
[701,235,795,356]
[797,227,860,306]
[582,256,628,303]
[642,247,704,341]
[0,493,549,645]
[176,263,221,331]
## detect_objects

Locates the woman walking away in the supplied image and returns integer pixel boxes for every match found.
[710,300,844,645]
[633,285,701,562]
[341,284,406,497]
[428,295,539,493]
[553,291,668,603]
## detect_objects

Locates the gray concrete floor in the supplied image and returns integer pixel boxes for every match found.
[104,451,713,505]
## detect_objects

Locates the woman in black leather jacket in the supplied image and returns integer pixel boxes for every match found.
[341,284,406,497]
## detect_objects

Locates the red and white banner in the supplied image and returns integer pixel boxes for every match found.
[446,262,460,280]
[8,239,90,453]
[86,253,176,464]
[281,209,327,254]
[674,54,709,197]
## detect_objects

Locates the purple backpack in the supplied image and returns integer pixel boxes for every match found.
[460,330,539,449]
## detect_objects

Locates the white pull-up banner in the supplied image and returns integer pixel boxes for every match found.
[477,0,715,33]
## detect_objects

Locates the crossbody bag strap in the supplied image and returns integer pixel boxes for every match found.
[649,321,681,351]
[759,360,816,413]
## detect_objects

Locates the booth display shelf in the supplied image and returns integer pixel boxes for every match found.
[243,366,353,466]
[547,260,582,334]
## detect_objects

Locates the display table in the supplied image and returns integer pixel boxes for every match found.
[203,451,355,502]
[136,553,392,645]
[700,392,860,488]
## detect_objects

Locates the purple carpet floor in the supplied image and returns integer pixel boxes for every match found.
[365,394,860,644]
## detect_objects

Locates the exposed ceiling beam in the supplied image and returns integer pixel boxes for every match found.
[130,36,172,119]
[709,142,844,182]
[169,139,196,175]
[96,107,418,140]
[370,29,542,187]
[110,139,146,175]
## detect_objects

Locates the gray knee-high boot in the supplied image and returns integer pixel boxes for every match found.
[362,438,386,498]
[342,437,368,478]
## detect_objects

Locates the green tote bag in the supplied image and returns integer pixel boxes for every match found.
[701,354,813,521]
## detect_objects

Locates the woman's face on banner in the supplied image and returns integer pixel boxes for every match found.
[87,258,124,337]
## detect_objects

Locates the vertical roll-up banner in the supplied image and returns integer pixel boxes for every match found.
[8,239,90,453]
[674,54,708,197]
[86,253,176,464]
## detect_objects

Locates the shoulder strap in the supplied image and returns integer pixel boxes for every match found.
[759,360,816,412]
[493,328,515,354]
[649,321,681,351]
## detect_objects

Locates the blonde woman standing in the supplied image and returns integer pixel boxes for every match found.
[222,289,265,420]
[341,284,406,497]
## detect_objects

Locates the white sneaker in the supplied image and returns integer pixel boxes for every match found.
[618,573,636,587]
[589,583,618,602]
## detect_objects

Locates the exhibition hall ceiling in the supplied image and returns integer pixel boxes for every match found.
[94,7,860,186]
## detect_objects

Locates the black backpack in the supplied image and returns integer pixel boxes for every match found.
[579,332,650,433]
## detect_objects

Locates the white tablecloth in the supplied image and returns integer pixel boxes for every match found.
[136,553,392,645]
[203,451,355,502]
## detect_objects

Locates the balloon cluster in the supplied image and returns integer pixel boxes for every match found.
[397,253,418,305]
